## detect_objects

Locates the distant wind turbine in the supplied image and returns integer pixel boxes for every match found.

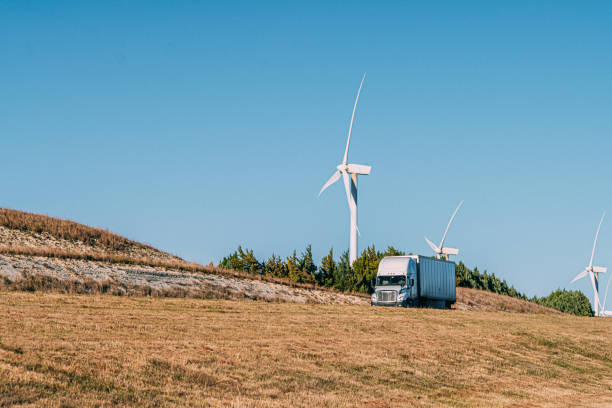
[425,200,464,260]
[318,74,371,266]
[600,275,612,317]
[570,212,608,317]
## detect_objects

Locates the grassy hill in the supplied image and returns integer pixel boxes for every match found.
[1,292,610,407]
[0,208,346,297]
[0,208,564,313]
[0,208,179,262]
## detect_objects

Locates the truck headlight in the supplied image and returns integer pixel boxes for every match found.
[398,289,407,300]
[371,293,376,301]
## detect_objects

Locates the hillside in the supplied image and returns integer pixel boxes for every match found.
[0,208,178,263]
[1,292,610,407]
[454,287,563,314]
[0,208,365,305]
[0,208,560,313]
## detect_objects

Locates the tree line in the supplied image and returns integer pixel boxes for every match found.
[219,245,404,293]
[455,262,528,300]
[219,245,593,316]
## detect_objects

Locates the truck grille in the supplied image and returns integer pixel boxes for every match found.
[377,291,397,302]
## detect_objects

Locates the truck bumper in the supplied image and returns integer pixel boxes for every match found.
[371,300,406,307]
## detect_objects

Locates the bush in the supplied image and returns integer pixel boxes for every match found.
[532,289,593,316]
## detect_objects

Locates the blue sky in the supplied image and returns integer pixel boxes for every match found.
[2,1,612,304]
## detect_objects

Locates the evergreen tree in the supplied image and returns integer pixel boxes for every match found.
[333,251,351,291]
[318,248,336,287]
[352,246,380,293]
[264,253,287,278]
[298,245,317,284]
[286,250,301,282]
[219,251,239,269]
[380,246,405,257]
[236,246,263,275]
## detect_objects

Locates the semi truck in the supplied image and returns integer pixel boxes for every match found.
[370,255,456,309]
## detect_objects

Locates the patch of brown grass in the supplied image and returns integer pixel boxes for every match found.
[456,287,563,314]
[0,244,209,271]
[0,292,610,407]
[0,208,149,252]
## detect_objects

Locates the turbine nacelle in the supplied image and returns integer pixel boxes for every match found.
[441,247,459,256]
[336,163,372,175]
[592,266,607,274]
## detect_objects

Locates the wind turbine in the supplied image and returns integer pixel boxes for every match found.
[599,275,612,317]
[318,73,371,266]
[425,200,463,260]
[570,212,608,317]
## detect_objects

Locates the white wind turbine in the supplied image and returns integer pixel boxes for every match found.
[424,200,463,260]
[599,275,612,317]
[318,74,371,266]
[571,212,608,317]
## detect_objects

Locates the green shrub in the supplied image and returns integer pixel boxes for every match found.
[531,289,593,316]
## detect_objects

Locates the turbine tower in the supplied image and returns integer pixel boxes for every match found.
[319,74,371,266]
[571,212,608,317]
[424,200,464,260]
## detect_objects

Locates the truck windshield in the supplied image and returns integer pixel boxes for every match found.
[376,276,406,286]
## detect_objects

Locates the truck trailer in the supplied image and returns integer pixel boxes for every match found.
[370,255,456,309]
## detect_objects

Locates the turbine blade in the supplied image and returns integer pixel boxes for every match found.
[440,200,464,249]
[318,171,341,196]
[342,73,366,165]
[424,236,440,253]
[603,275,612,312]
[570,269,588,284]
[589,212,605,268]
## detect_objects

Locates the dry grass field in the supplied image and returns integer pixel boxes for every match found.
[1,292,610,407]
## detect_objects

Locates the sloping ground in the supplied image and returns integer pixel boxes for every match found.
[0,208,562,312]
[0,208,366,305]
[0,208,177,263]
[0,292,610,407]
[455,287,562,314]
